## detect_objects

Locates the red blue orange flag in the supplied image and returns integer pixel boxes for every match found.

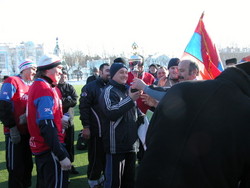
[182,12,223,80]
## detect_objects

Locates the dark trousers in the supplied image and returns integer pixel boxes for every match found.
[87,136,106,181]
[137,140,145,164]
[64,125,75,162]
[5,134,33,188]
[104,152,136,188]
[35,151,69,188]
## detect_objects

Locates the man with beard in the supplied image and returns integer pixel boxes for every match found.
[79,63,110,188]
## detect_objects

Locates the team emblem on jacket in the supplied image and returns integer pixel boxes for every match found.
[81,92,87,97]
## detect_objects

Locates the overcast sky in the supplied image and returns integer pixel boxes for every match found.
[0,0,249,57]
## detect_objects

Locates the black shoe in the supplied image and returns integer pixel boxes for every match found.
[71,166,79,174]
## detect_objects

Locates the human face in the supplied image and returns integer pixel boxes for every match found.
[59,73,67,84]
[129,61,143,73]
[168,66,179,80]
[157,68,167,79]
[178,60,193,82]
[112,68,128,85]
[22,66,37,81]
[46,64,63,84]
[99,65,110,81]
[149,66,157,74]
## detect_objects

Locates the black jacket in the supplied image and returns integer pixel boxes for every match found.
[79,77,108,137]
[86,75,99,84]
[57,82,78,113]
[99,79,140,154]
[136,67,250,188]
[57,82,78,124]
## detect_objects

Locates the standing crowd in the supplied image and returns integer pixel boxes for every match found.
[1,53,250,188]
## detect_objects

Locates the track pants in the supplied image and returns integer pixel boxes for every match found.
[5,134,33,188]
[87,136,106,187]
[35,151,69,188]
[104,152,136,188]
[64,125,75,162]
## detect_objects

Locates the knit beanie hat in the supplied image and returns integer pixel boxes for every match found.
[19,59,36,72]
[110,63,127,78]
[168,58,180,69]
[37,54,62,71]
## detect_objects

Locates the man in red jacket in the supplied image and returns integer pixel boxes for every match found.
[0,59,37,188]
[27,54,71,188]
[126,54,155,114]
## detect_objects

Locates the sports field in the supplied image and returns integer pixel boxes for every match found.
[0,85,90,187]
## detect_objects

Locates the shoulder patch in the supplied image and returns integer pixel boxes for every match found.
[81,92,87,97]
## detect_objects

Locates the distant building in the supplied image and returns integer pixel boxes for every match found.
[145,54,170,70]
[0,41,44,77]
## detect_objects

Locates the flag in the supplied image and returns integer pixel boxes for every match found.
[182,12,223,80]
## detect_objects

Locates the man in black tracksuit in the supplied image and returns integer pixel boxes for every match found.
[136,59,250,188]
[99,61,144,188]
[57,68,79,175]
[79,63,110,188]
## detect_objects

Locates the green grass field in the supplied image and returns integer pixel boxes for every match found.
[0,85,90,187]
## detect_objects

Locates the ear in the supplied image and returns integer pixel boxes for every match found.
[192,70,198,76]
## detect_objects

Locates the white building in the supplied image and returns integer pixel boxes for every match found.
[0,41,44,78]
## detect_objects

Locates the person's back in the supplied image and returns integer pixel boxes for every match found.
[136,67,250,188]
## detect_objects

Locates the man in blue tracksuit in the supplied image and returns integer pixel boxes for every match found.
[79,63,110,188]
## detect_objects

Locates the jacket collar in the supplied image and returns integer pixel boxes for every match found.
[109,79,127,91]
[97,77,109,86]
[40,75,56,87]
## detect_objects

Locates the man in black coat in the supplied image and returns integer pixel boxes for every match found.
[86,67,99,84]
[58,68,79,175]
[136,59,250,188]
[79,63,110,188]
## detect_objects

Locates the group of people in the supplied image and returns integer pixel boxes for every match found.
[1,52,250,188]
[0,54,78,188]
[80,54,250,188]
[79,55,203,188]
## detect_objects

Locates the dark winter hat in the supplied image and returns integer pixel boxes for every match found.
[62,67,67,75]
[149,64,157,69]
[37,54,62,71]
[114,57,127,64]
[225,58,237,65]
[110,63,127,79]
[168,58,180,69]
